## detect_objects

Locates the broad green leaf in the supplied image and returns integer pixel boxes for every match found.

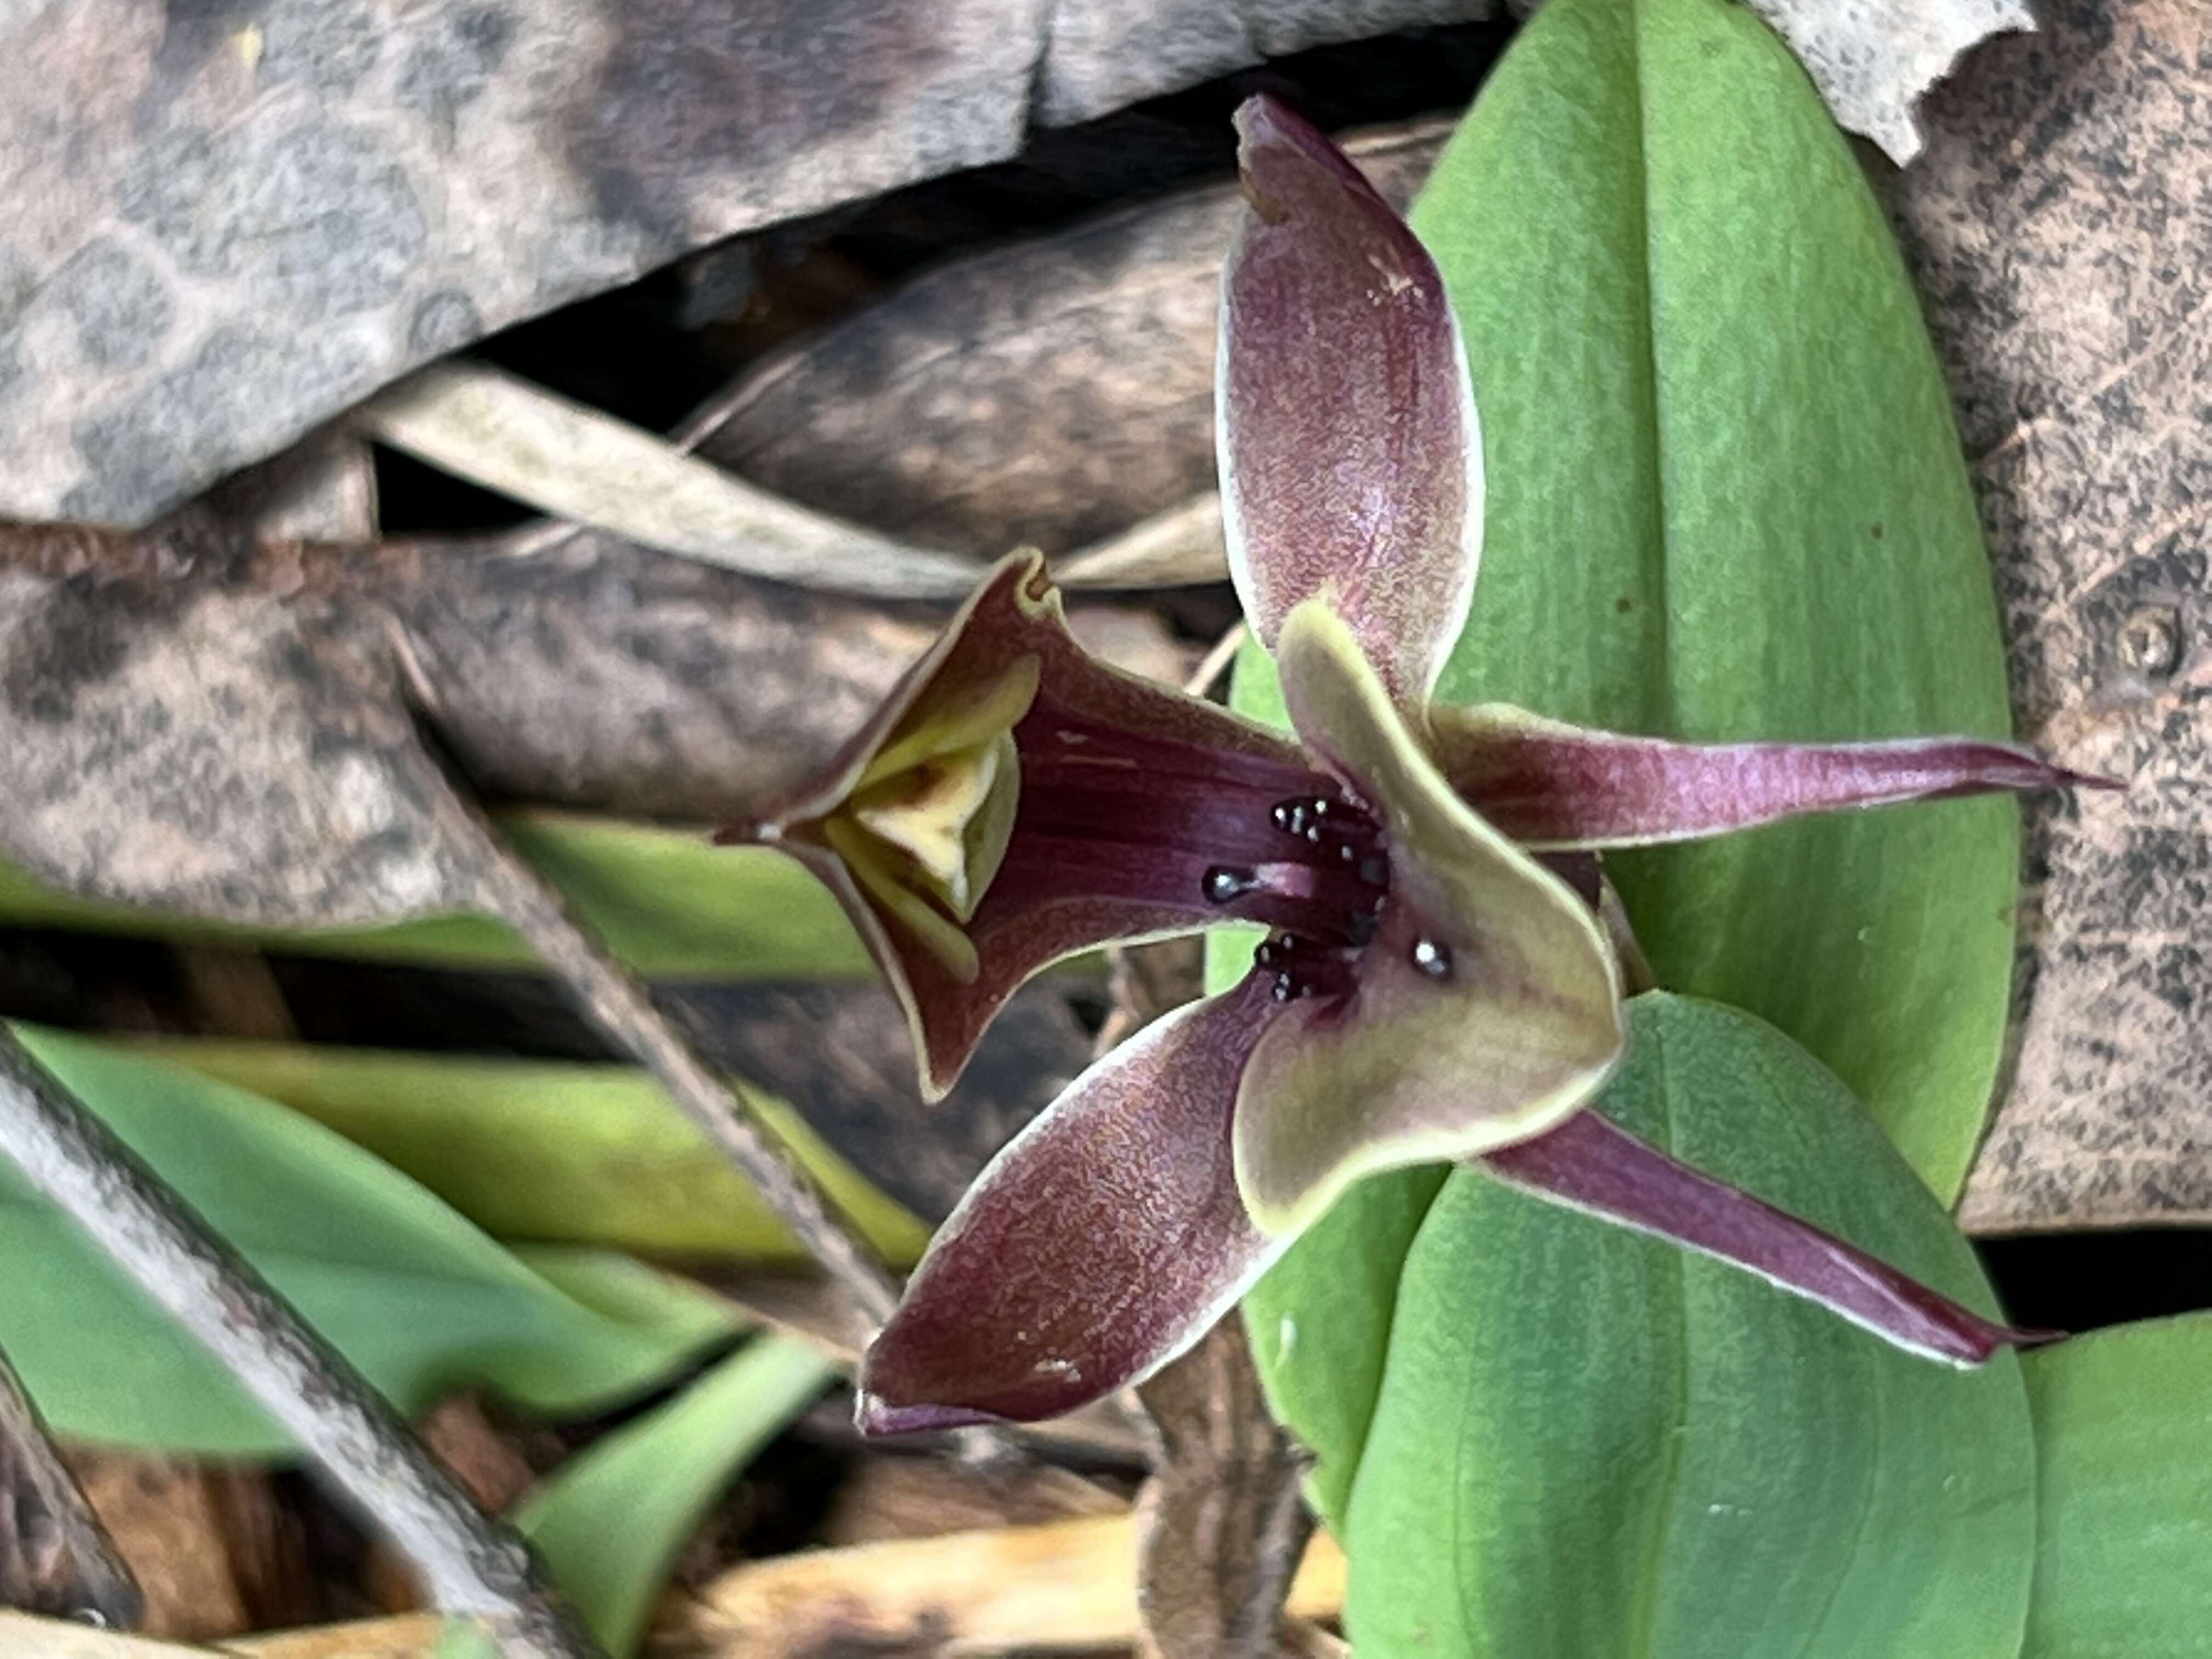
[0,811,870,980]
[2021,1316,2212,1657]
[1232,0,2017,1527]
[131,1039,930,1267]
[1345,995,2035,1657]
[1,1024,737,1453]
[518,1334,834,1657]
[1234,0,2015,1198]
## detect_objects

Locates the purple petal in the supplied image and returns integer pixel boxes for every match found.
[1218,94,1481,703]
[721,551,1313,1099]
[857,979,1288,1433]
[1429,704,2116,849]
[1481,1110,2053,1364]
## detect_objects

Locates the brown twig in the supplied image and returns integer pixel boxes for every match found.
[0,1344,140,1628]
[0,1030,598,1658]
[460,811,902,1328]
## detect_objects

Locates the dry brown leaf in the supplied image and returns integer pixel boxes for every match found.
[388,526,942,825]
[358,364,980,599]
[0,1360,139,1630]
[0,1613,220,1657]
[693,122,1448,567]
[668,1511,1345,1657]
[822,1456,1124,1547]
[0,534,484,929]
[0,2,1504,526]
[231,1615,443,1658]
[1036,2,1499,126]
[394,522,1199,822]
[1887,0,2212,1231]
[63,1458,249,1642]
[0,0,1044,524]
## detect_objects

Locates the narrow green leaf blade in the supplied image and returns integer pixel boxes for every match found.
[1,1025,736,1453]
[0,812,870,980]
[2021,1316,2212,1657]
[1345,995,2035,1656]
[129,1038,929,1267]
[518,1335,834,1658]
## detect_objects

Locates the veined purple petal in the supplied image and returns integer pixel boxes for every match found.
[1218,94,1481,704]
[857,979,1288,1433]
[1429,703,2115,849]
[1481,1110,2053,1364]
[721,551,1314,1099]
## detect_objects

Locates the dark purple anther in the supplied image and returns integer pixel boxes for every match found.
[1203,866,1261,904]
[1254,928,1361,1003]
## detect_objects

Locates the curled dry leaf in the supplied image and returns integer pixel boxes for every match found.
[388,527,942,825]
[0,507,1203,912]
[0,0,1037,524]
[63,1453,318,1642]
[695,121,1448,570]
[1886,0,2212,1231]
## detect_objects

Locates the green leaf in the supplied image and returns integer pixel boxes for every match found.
[1231,0,2018,1542]
[129,1037,930,1267]
[0,811,871,980]
[518,1334,834,1657]
[1234,0,2015,1199]
[2020,1315,2212,1657]
[1344,994,2035,1657]
[1238,1161,1443,1527]
[1,1024,738,1453]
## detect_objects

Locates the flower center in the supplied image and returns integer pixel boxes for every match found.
[1200,791,1391,1001]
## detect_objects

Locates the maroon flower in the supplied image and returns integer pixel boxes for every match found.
[723,97,2090,1434]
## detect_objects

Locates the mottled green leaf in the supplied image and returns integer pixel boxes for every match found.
[519,1334,834,1657]
[2021,1315,2212,1657]
[1345,995,2034,1656]
[130,1038,929,1267]
[1,1025,736,1453]
[0,811,870,980]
